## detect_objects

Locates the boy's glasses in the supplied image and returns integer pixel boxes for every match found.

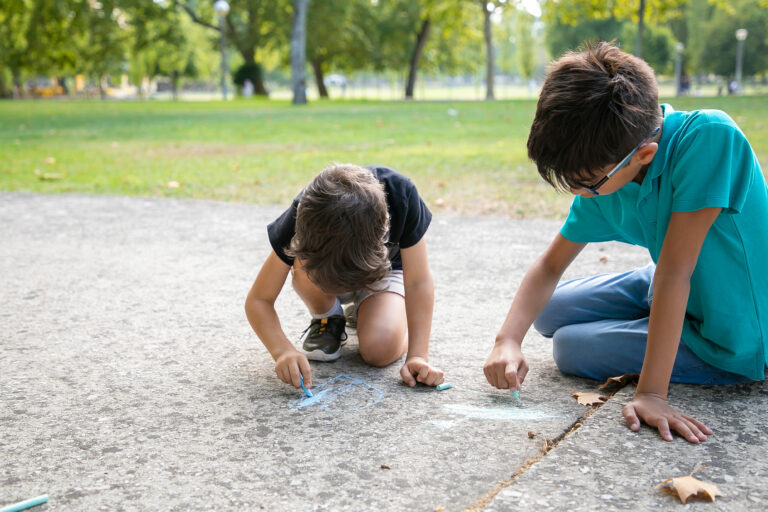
[577,126,661,195]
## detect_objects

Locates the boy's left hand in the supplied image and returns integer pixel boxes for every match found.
[400,357,444,387]
[622,392,712,443]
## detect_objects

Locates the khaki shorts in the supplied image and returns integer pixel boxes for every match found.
[337,270,404,314]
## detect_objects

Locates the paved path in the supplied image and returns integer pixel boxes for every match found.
[1,193,765,511]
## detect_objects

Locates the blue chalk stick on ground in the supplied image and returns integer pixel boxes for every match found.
[0,495,49,512]
[511,390,519,399]
[436,383,452,391]
[299,375,312,398]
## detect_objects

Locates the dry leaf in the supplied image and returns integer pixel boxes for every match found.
[657,466,723,504]
[380,464,391,470]
[599,256,609,263]
[43,156,56,164]
[434,507,446,512]
[571,392,606,406]
[167,181,181,188]
[527,431,536,438]
[434,198,446,207]
[599,373,640,392]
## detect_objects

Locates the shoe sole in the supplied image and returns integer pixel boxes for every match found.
[302,347,342,362]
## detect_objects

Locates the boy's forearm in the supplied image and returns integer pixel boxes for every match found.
[245,298,297,361]
[496,258,562,346]
[636,270,691,399]
[404,278,434,360]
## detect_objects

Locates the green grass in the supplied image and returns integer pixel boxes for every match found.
[2,96,767,218]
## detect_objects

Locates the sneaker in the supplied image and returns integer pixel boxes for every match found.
[300,315,348,361]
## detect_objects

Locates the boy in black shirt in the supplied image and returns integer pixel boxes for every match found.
[245,163,444,390]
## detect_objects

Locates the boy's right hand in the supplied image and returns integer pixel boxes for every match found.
[274,349,312,389]
[483,340,528,391]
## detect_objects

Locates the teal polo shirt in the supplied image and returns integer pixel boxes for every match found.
[561,105,768,380]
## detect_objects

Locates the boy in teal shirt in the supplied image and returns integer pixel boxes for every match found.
[484,42,767,443]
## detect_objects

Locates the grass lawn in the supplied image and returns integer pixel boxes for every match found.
[2,96,767,218]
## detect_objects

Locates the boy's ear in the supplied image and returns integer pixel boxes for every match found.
[636,142,658,165]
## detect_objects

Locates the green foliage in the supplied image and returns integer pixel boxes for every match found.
[697,0,768,77]
[618,21,676,73]
[232,62,263,87]
[544,16,624,59]
[516,11,535,79]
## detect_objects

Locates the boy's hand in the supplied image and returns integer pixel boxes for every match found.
[484,340,528,391]
[274,349,312,389]
[623,392,712,443]
[400,357,444,387]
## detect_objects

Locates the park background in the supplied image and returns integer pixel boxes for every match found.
[2,0,767,218]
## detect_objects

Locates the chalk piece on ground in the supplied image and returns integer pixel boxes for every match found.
[0,494,49,512]
[436,383,452,391]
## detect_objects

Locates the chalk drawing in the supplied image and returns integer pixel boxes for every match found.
[428,387,561,429]
[291,374,383,413]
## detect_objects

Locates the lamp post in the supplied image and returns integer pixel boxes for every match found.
[674,42,684,96]
[735,28,748,95]
[214,0,230,101]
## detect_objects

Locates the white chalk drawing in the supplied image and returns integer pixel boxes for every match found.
[428,388,561,429]
[291,374,383,413]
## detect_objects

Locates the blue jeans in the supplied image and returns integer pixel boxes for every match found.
[533,264,756,385]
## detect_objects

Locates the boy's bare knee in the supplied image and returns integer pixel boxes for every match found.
[359,330,406,367]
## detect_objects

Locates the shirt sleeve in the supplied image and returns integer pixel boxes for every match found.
[560,195,621,243]
[399,183,432,248]
[266,196,300,266]
[669,119,755,215]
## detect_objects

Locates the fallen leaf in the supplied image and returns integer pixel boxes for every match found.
[434,507,446,512]
[599,256,609,263]
[232,164,240,171]
[657,466,723,504]
[527,431,536,438]
[167,181,181,188]
[599,373,640,392]
[571,392,606,406]
[43,156,56,164]
[380,464,391,470]
[434,198,446,207]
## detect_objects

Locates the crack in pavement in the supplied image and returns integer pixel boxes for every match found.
[462,382,632,512]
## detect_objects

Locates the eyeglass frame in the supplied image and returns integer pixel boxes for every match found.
[576,126,661,195]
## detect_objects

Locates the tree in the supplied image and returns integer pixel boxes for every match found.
[544,16,623,59]
[290,0,308,104]
[0,0,32,97]
[369,0,475,100]
[698,0,768,78]
[305,0,375,98]
[179,0,292,96]
[516,11,535,83]
[541,0,685,59]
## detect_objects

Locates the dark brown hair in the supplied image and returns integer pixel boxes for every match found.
[528,41,662,190]
[287,164,391,293]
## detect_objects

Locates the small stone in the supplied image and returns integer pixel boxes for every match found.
[380,464,391,470]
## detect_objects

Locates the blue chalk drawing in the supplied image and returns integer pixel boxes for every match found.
[291,374,383,413]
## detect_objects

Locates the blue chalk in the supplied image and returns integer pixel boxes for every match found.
[299,374,312,398]
[511,390,519,399]
[1,495,49,512]
[436,383,452,391]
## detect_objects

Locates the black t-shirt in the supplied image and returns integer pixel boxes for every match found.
[267,165,432,271]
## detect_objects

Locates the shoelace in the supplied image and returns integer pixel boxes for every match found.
[300,318,348,341]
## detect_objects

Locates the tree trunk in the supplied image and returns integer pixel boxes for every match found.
[240,48,268,96]
[12,71,22,99]
[98,76,106,100]
[482,4,495,100]
[291,0,309,105]
[405,17,431,100]
[172,70,179,101]
[635,0,645,59]
[57,77,69,95]
[311,59,329,98]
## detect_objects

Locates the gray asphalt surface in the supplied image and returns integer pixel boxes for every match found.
[1,193,765,511]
